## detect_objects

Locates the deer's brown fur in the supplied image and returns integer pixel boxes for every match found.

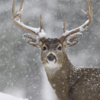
[45,50,100,100]
[41,39,100,100]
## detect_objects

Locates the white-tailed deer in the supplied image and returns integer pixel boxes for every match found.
[12,0,100,100]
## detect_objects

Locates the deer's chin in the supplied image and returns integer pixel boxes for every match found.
[43,59,62,70]
[46,59,56,64]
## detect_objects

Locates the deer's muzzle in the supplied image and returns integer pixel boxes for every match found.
[47,54,56,63]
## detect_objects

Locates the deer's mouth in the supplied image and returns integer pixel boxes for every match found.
[46,59,57,64]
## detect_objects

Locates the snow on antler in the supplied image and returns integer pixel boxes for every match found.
[12,0,46,40]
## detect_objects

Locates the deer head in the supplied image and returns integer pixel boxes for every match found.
[12,0,92,69]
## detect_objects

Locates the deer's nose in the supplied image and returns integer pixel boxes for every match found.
[47,54,56,61]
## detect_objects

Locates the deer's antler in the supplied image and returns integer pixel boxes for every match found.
[12,0,46,41]
[59,0,93,42]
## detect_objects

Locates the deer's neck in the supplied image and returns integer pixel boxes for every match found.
[44,52,76,100]
[62,52,74,72]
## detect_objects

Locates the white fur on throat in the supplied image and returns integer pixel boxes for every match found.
[44,61,62,77]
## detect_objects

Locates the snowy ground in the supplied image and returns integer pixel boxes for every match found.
[0,92,28,100]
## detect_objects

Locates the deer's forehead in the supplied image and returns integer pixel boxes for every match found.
[43,38,61,48]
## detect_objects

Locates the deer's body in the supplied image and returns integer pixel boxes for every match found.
[12,0,99,100]
[45,52,100,100]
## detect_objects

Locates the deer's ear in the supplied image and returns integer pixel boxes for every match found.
[64,32,82,47]
[23,34,42,48]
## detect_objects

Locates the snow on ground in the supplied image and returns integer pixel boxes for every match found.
[0,92,28,100]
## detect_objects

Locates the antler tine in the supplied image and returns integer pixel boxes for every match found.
[12,0,15,17]
[12,0,43,36]
[40,14,43,32]
[87,0,93,16]
[79,6,87,14]
[19,0,24,12]
[59,0,93,42]
[12,0,23,19]
[81,0,93,29]
[63,20,66,33]
[19,0,24,22]
[39,14,47,42]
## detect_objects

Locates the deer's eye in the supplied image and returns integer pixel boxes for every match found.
[58,46,62,50]
[43,46,47,51]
